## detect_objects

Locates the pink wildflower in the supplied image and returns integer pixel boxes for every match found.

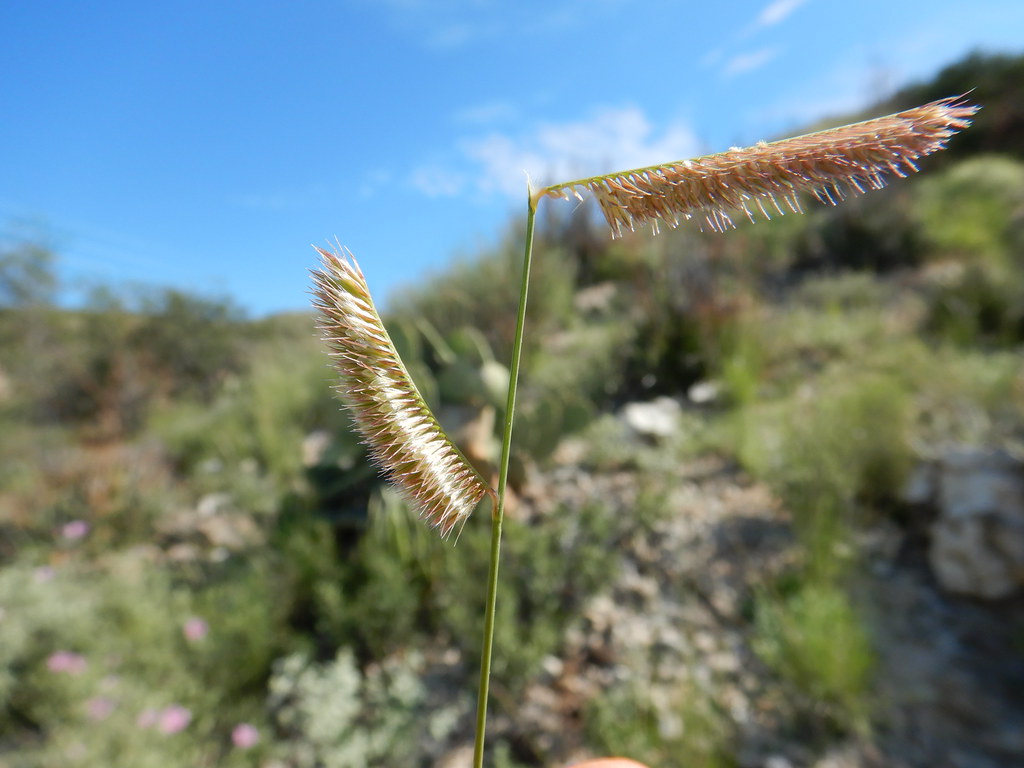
[157,705,192,734]
[183,617,209,642]
[60,520,90,540]
[47,651,87,675]
[231,722,260,749]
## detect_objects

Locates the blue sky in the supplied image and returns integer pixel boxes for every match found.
[2,0,1022,316]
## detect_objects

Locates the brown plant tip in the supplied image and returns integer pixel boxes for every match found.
[539,96,978,237]
[311,245,496,539]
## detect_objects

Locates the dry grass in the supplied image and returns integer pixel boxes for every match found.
[539,97,977,236]
[311,245,495,538]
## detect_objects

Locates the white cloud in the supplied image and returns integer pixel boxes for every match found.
[756,0,808,28]
[711,0,802,76]
[721,47,779,78]
[229,192,296,211]
[747,55,882,138]
[228,183,329,211]
[432,106,699,198]
[409,165,467,198]
[700,46,725,69]
[359,0,508,50]
[362,0,636,51]
[357,169,395,199]
[426,22,478,49]
[453,100,518,125]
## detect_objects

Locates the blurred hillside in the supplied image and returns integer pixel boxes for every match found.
[1,51,1022,768]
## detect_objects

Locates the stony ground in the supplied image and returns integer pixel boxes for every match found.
[431,444,1024,768]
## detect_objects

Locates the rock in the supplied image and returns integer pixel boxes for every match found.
[620,397,682,440]
[574,282,617,314]
[900,461,938,505]
[301,429,332,467]
[438,404,498,468]
[165,542,201,562]
[930,516,1024,599]
[809,745,862,768]
[0,366,11,402]
[938,448,1024,519]
[707,651,741,674]
[156,494,264,556]
[551,436,589,466]
[435,745,473,768]
[928,448,1024,599]
[197,512,264,551]
[688,380,721,405]
[196,492,232,517]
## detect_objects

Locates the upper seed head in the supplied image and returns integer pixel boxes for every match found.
[539,96,978,237]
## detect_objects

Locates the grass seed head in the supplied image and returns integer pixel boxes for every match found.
[311,245,495,538]
[539,96,978,237]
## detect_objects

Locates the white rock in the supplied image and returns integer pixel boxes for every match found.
[939,448,1024,519]
[435,745,473,768]
[302,429,332,467]
[688,379,721,404]
[900,461,937,505]
[0,366,11,402]
[197,492,231,517]
[928,449,1024,599]
[574,281,617,313]
[621,396,683,440]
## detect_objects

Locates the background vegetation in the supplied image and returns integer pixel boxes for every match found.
[1,52,1022,767]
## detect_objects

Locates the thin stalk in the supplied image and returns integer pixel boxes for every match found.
[472,185,539,768]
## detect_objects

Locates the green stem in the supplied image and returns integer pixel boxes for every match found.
[472,185,538,768]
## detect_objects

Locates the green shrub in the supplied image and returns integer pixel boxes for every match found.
[0,553,279,767]
[924,261,1024,346]
[727,274,902,399]
[790,187,924,272]
[913,155,1024,267]
[739,370,913,508]
[337,513,429,656]
[0,241,57,308]
[387,225,578,365]
[753,581,874,732]
[267,648,438,768]
[517,319,635,460]
[1,279,248,438]
[586,677,735,768]
[155,335,343,491]
[434,499,619,698]
[907,346,1024,449]
[131,288,248,402]
[736,369,913,582]
[912,156,1024,345]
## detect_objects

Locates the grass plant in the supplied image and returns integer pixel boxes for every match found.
[586,677,735,768]
[753,579,875,733]
[311,97,975,767]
